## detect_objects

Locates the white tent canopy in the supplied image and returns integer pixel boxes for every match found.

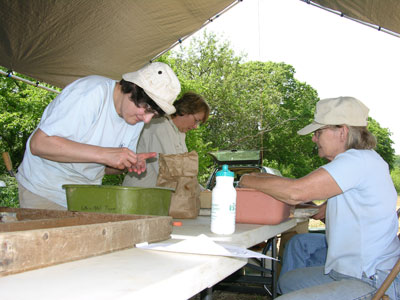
[1,0,399,88]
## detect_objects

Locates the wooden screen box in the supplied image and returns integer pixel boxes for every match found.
[0,207,172,277]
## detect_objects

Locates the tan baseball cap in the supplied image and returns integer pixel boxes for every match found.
[122,62,181,114]
[297,96,369,135]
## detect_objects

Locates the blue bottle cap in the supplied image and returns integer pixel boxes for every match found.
[216,164,234,177]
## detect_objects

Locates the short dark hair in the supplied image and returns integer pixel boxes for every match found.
[119,79,165,117]
[172,92,210,123]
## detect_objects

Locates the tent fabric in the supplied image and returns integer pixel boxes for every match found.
[312,0,400,36]
[1,0,399,89]
[0,0,235,88]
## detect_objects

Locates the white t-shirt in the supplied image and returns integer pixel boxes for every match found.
[322,149,400,278]
[16,75,144,207]
[122,116,187,187]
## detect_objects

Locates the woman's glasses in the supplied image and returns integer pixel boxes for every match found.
[142,103,160,117]
[191,114,202,125]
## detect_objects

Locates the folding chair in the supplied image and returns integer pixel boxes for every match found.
[371,208,400,300]
[372,258,400,300]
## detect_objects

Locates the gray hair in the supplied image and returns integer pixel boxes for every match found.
[346,126,376,150]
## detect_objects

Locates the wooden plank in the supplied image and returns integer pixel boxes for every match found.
[0,207,172,277]
[0,208,153,232]
[1,207,154,221]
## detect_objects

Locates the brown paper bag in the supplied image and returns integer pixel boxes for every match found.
[156,151,200,218]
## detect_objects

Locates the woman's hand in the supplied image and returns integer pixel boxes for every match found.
[30,129,156,174]
[130,152,157,174]
[312,202,327,221]
[102,147,156,174]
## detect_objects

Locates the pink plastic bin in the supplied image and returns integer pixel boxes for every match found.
[235,188,291,225]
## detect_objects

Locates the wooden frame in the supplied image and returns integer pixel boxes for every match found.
[0,207,172,276]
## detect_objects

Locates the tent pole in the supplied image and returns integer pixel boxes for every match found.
[0,70,60,94]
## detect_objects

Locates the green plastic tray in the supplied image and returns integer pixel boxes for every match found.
[63,185,173,216]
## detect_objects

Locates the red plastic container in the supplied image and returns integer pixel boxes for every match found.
[235,188,291,225]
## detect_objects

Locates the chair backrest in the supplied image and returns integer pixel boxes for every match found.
[372,258,400,300]
[372,207,400,300]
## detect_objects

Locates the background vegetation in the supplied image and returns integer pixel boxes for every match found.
[1,32,399,207]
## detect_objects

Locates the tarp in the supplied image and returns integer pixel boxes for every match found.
[313,0,400,36]
[1,0,399,88]
[0,0,235,88]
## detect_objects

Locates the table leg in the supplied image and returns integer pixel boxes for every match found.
[200,287,213,300]
[272,236,278,299]
[262,236,277,298]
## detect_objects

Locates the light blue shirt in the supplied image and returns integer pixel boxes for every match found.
[17,76,144,207]
[322,149,400,278]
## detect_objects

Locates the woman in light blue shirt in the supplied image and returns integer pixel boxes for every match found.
[240,96,400,300]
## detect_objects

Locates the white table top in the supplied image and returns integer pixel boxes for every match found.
[172,216,296,248]
[0,216,297,300]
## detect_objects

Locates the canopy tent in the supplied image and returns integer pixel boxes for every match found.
[1,0,399,89]
[0,0,236,88]
[310,0,400,37]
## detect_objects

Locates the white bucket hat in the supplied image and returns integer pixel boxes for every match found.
[122,62,181,114]
[297,96,369,135]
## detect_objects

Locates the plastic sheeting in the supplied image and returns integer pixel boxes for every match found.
[0,0,235,88]
[313,0,400,36]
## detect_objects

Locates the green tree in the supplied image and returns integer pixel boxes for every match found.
[0,175,18,207]
[392,155,400,193]
[395,155,400,168]
[0,68,59,206]
[166,31,322,179]
[368,118,395,170]
[392,167,400,193]
[233,61,322,178]
[164,31,396,181]
[0,67,59,171]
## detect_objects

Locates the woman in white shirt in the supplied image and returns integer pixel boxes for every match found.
[17,62,181,209]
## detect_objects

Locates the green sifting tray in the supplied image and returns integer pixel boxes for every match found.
[63,185,174,216]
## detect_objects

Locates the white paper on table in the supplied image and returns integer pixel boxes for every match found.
[136,234,276,260]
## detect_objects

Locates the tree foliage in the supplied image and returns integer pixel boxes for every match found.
[161,31,396,182]
[163,32,325,179]
[392,167,400,193]
[395,155,400,168]
[392,155,400,193]
[0,68,59,206]
[367,118,395,170]
[0,175,18,207]
[0,67,59,172]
